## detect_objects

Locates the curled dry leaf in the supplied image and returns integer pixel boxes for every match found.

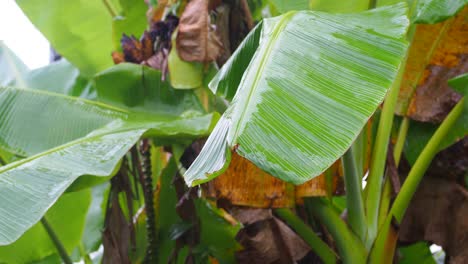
[176,0,223,62]
[204,152,344,208]
[396,6,468,123]
[120,32,154,63]
[231,208,310,264]
[112,15,179,80]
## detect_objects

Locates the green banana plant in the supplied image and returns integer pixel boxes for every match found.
[0,0,466,263]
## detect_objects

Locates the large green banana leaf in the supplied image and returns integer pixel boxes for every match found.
[0,86,217,245]
[9,59,96,99]
[16,0,114,77]
[94,63,204,115]
[0,42,95,100]
[184,4,409,186]
[0,41,28,87]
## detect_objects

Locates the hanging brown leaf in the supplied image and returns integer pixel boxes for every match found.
[102,197,132,264]
[396,6,468,123]
[176,0,223,62]
[232,208,310,263]
[204,152,296,208]
[204,152,345,208]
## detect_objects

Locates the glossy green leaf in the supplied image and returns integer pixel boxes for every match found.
[0,88,125,157]
[0,127,143,246]
[94,63,204,114]
[168,41,204,89]
[195,199,241,263]
[413,0,467,24]
[17,0,114,76]
[0,189,91,263]
[0,87,217,245]
[185,4,409,185]
[209,22,263,100]
[0,41,28,87]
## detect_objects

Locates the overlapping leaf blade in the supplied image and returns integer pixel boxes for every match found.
[17,0,114,76]
[209,22,263,100]
[94,63,204,115]
[413,0,467,24]
[0,88,126,157]
[0,87,217,245]
[0,189,91,263]
[9,59,96,98]
[0,41,28,86]
[185,4,409,185]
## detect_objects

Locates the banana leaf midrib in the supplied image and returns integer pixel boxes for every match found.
[231,11,296,141]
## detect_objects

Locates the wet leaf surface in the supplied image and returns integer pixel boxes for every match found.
[184,5,409,185]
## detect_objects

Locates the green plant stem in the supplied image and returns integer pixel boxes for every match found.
[274,208,338,264]
[102,0,117,17]
[40,217,72,264]
[393,117,409,165]
[352,127,367,180]
[377,177,392,230]
[365,58,406,246]
[306,198,367,263]
[341,148,366,242]
[370,98,465,263]
[391,98,465,221]
[376,116,408,235]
